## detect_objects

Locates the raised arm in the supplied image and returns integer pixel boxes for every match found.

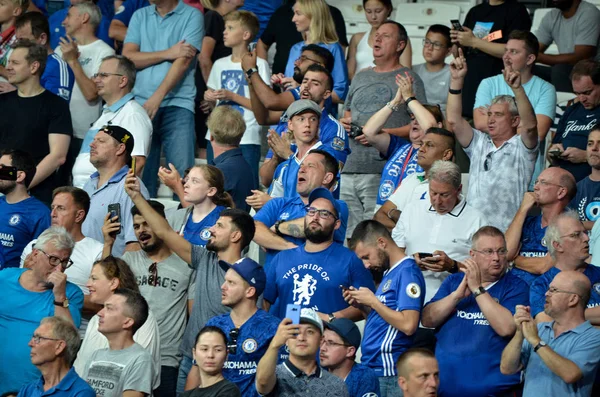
[59,36,102,102]
[241,51,295,111]
[504,65,538,149]
[256,319,298,395]
[445,49,474,147]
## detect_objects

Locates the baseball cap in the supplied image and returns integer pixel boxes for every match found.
[219,258,266,296]
[99,125,135,156]
[308,187,340,218]
[300,308,324,333]
[285,99,322,119]
[324,318,362,349]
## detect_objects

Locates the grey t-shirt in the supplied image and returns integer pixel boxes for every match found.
[412,63,450,112]
[122,250,196,368]
[82,343,154,396]
[535,1,600,60]
[343,67,427,174]
[180,245,230,358]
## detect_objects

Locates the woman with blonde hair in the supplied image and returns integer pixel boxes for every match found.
[283,0,349,104]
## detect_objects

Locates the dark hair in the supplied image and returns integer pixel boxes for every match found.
[349,220,392,250]
[426,24,451,47]
[101,55,137,90]
[0,149,36,188]
[305,63,334,92]
[571,59,600,85]
[132,200,165,219]
[52,186,91,218]
[10,39,47,76]
[380,20,408,45]
[194,325,228,346]
[93,256,140,293]
[307,149,339,188]
[192,165,235,208]
[425,127,456,152]
[507,30,540,59]
[113,288,149,334]
[301,44,335,74]
[397,348,436,378]
[220,208,256,249]
[362,0,393,14]
[15,12,50,40]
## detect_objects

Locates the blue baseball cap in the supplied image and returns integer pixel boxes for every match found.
[219,258,266,296]
[324,318,362,349]
[308,187,340,218]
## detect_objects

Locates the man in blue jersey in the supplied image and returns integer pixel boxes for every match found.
[501,271,600,397]
[0,149,50,268]
[253,150,348,270]
[396,349,440,397]
[530,211,600,325]
[506,167,576,286]
[14,12,74,101]
[320,318,380,397]
[263,187,375,323]
[569,126,600,229]
[347,220,425,397]
[188,258,281,396]
[421,226,530,397]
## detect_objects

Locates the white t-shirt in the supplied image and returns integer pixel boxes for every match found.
[72,97,153,188]
[205,55,271,145]
[378,172,429,214]
[55,39,115,139]
[74,310,161,387]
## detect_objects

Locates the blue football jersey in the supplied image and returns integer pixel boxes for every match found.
[345,363,380,397]
[181,206,226,247]
[429,272,529,397]
[511,214,548,286]
[41,54,74,101]
[360,257,425,377]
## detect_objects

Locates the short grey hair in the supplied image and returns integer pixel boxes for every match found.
[35,226,75,253]
[491,95,518,117]
[40,316,81,365]
[73,2,102,30]
[544,210,580,259]
[101,55,137,90]
[428,160,461,189]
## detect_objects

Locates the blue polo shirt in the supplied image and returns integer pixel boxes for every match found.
[17,367,95,397]
[378,136,422,205]
[125,1,204,112]
[360,257,425,377]
[82,166,150,257]
[511,214,548,286]
[206,309,281,397]
[428,271,529,397]
[521,321,600,397]
[213,147,256,212]
[253,195,348,271]
[264,242,375,319]
[531,265,600,318]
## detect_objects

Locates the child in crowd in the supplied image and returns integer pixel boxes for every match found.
[0,0,27,79]
[204,10,270,188]
[412,24,452,112]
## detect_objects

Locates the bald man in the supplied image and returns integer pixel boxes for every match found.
[396,348,440,397]
[505,167,577,286]
[501,271,600,397]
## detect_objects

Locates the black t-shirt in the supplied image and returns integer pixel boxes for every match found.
[461,0,531,117]
[260,2,348,75]
[180,379,241,397]
[0,90,72,204]
[205,10,232,63]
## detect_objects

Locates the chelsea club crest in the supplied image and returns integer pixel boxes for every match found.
[242,338,258,353]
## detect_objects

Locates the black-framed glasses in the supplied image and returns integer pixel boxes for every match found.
[31,334,62,344]
[422,38,446,50]
[92,72,124,79]
[35,247,73,269]
[306,206,338,220]
[473,248,508,257]
[227,328,239,354]
[483,153,493,172]
[148,262,158,287]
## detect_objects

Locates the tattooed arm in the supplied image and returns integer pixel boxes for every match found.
[277,218,306,239]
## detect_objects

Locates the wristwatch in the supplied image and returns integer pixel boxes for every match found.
[534,340,547,353]
[54,299,69,308]
[245,67,258,79]
[274,220,284,236]
[328,313,336,322]
[472,286,487,298]
[405,96,417,106]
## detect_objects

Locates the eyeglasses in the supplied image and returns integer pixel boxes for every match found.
[422,39,446,50]
[306,206,338,220]
[473,248,508,257]
[148,262,158,287]
[92,72,124,79]
[483,153,493,172]
[31,334,62,344]
[320,339,349,348]
[227,328,239,354]
[35,247,73,269]
[560,231,587,240]
[534,179,564,188]
[297,55,323,65]
[547,286,582,298]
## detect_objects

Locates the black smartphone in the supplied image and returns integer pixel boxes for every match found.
[348,122,363,139]
[248,42,257,52]
[450,19,463,31]
[0,165,17,181]
[549,149,562,157]
[419,252,434,259]
[107,203,122,236]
